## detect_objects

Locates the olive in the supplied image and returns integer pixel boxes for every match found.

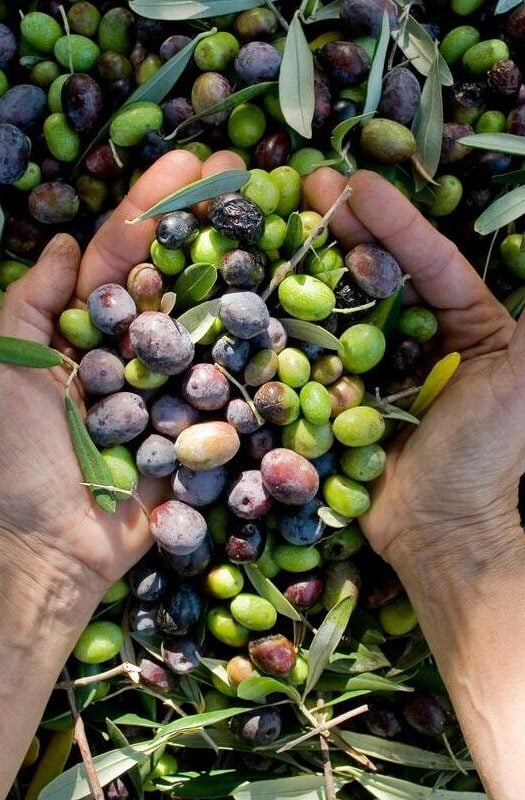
[208,192,265,244]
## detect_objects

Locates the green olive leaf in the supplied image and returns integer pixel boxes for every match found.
[127,169,250,224]
[337,731,474,771]
[279,12,315,138]
[177,298,221,343]
[0,335,63,368]
[495,0,522,12]
[411,44,442,191]
[302,0,343,23]
[19,54,47,67]
[303,595,356,697]
[233,776,342,800]
[129,0,263,20]
[392,15,453,86]
[244,563,302,622]
[280,319,341,351]
[474,186,525,235]
[317,506,352,528]
[363,11,391,115]
[330,111,375,156]
[168,82,277,140]
[335,765,485,799]
[492,168,525,185]
[458,132,525,157]
[64,394,117,514]
[282,211,303,258]
[106,720,144,800]
[504,286,525,318]
[236,676,301,704]
[174,263,218,309]
[73,29,214,172]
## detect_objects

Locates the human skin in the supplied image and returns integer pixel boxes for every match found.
[0,152,524,799]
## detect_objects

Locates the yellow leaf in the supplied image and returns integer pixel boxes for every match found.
[25,728,74,800]
[409,352,461,417]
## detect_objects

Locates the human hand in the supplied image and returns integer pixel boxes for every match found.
[304,168,525,587]
[0,149,243,602]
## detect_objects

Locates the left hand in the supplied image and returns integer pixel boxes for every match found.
[0,149,245,600]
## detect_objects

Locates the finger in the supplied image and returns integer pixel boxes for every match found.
[303,167,374,248]
[0,234,80,343]
[77,150,202,300]
[193,149,247,218]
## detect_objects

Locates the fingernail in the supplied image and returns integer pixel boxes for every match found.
[40,233,63,258]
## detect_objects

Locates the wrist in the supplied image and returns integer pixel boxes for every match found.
[0,527,106,643]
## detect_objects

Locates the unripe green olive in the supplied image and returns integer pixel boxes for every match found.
[124,358,169,390]
[205,564,244,598]
[101,445,138,499]
[340,443,386,482]
[230,593,277,631]
[360,119,416,163]
[278,275,336,321]
[110,102,163,147]
[333,406,385,447]
[500,233,525,279]
[43,113,80,162]
[273,543,321,572]
[282,417,334,459]
[323,474,370,518]
[379,596,418,635]
[13,161,41,191]
[299,381,332,424]
[241,168,279,215]
[59,308,103,349]
[462,39,509,74]
[195,31,239,70]
[277,347,311,388]
[475,110,506,134]
[397,306,438,343]
[258,213,287,251]
[207,605,249,647]
[305,245,345,289]
[339,324,386,373]
[0,260,28,289]
[228,102,266,148]
[21,12,62,53]
[73,621,124,664]
[427,175,463,217]
[190,227,237,266]
[54,34,101,71]
[439,25,480,65]
[270,165,302,216]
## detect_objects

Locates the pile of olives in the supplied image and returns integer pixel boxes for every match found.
[54,174,454,775]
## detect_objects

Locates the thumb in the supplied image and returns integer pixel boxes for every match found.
[0,234,81,344]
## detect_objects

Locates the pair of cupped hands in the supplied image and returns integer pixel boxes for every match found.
[1,148,524,606]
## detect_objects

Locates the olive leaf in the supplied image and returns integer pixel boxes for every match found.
[106,720,144,800]
[337,731,474,771]
[244,563,302,622]
[236,675,301,704]
[129,0,263,21]
[302,0,343,23]
[330,111,375,156]
[303,595,356,697]
[474,186,525,235]
[19,54,46,67]
[335,766,486,799]
[127,169,250,224]
[363,11,391,115]
[74,29,213,172]
[458,131,525,157]
[410,352,461,417]
[504,286,525,318]
[64,394,117,514]
[177,298,221,343]
[0,202,4,245]
[167,82,277,140]
[412,44,443,191]
[279,12,315,138]
[317,506,352,528]
[174,263,217,309]
[365,283,405,335]
[392,15,453,86]
[280,319,341,351]
[495,0,522,12]
[233,776,343,800]
[0,335,63,368]
[282,211,303,258]
[492,168,525,185]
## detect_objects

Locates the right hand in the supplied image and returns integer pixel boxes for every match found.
[304,168,525,585]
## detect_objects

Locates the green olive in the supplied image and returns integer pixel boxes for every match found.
[20,12,62,53]
[43,113,80,162]
[73,621,124,664]
[427,175,463,217]
[379,596,418,635]
[462,39,509,74]
[340,443,386,482]
[205,564,244,599]
[110,102,163,147]
[0,260,29,289]
[100,445,139,499]
[273,543,321,572]
[397,306,438,342]
[360,119,416,163]
[241,168,279,215]
[323,474,370,517]
[230,593,277,631]
[270,165,302,216]
[277,347,311,388]
[207,606,249,647]
[228,102,266,148]
[299,381,332,424]
[439,25,480,64]
[333,406,385,447]
[54,34,101,71]
[59,308,103,349]
[282,417,334,459]
[278,275,336,321]
[124,358,169,390]
[339,324,386,373]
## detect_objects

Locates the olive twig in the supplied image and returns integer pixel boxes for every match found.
[264,0,289,30]
[61,666,105,800]
[78,482,150,522]
[442,732,469,776]
[262,184,353,301]
[108,138,124,170]
[317,696,337,800]
[482,228,499,282]
[383,385,422,404]
[280,703,370,752]
[55,662,141,689]
[333,301,376,314]
[214,362,265,426]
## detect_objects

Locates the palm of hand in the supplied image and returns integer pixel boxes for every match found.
[304,168,524,569]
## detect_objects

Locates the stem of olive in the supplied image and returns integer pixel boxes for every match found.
[56,662,141,689]
[262,184,353,301]
[333,301,376,314]
[61,666,105,800]
[214,362,265,426]
[79,482,150,522]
